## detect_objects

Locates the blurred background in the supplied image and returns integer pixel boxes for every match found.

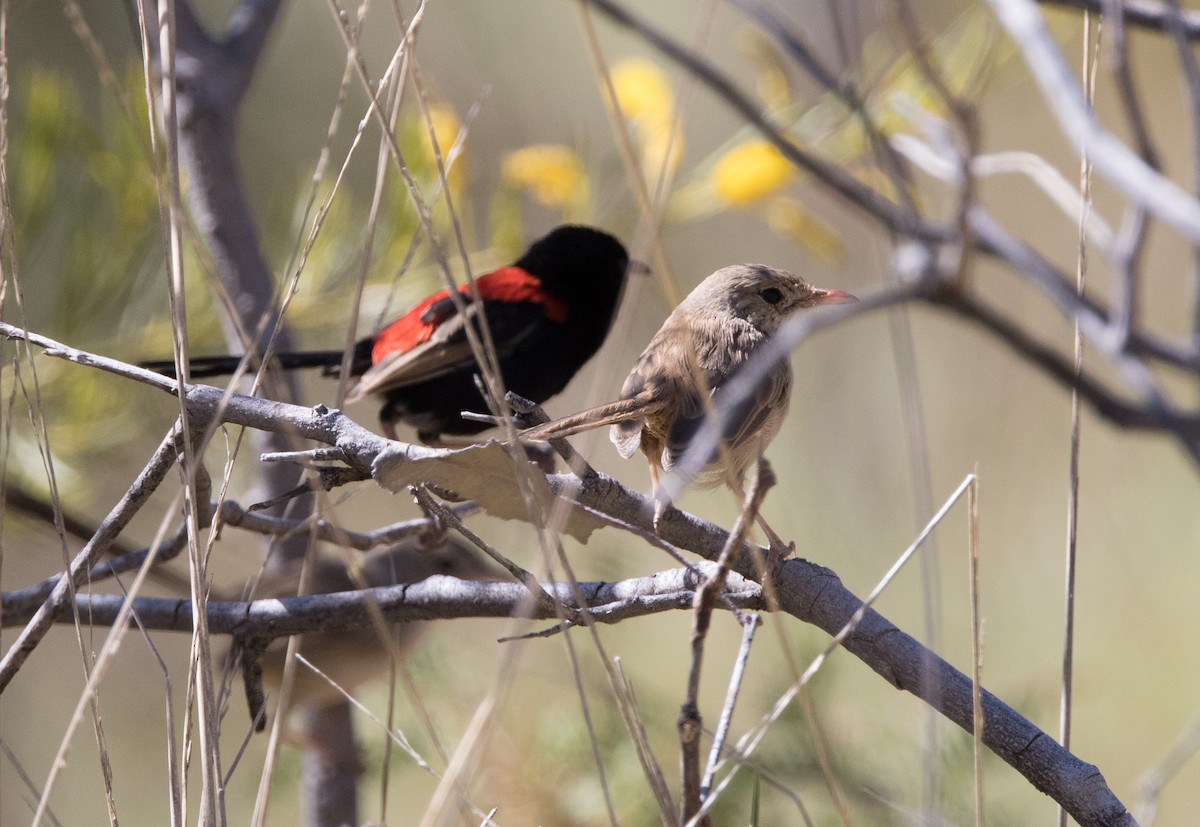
[4,1,1200,824]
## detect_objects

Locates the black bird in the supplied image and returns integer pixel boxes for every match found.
[143,225,631,443]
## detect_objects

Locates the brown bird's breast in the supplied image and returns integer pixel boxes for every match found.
[617,312,791,485]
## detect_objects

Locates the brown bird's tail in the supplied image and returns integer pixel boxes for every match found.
[521,394,658,442]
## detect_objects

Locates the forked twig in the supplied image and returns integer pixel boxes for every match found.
[693,474,977,823]
[700,612,761,802]
[681,455,774,826]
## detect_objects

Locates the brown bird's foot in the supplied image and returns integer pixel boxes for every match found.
[650,464,670,535]
[765,539,795,574]
[755,515,794,571]
[755,515,787,550]
[765,533,794,559]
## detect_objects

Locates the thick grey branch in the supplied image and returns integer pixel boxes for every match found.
[555,472,1135,826]
[0,566,765,633]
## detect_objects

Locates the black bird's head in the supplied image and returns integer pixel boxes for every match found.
[513,225,632,356]
[515,225,630,307]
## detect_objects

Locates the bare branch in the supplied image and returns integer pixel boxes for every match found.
[1039,0,1200,37]
[681,456,773,826]
[581,0,943,242]
[1,565,765,633]
[1,324,1137,822]
[989,0,1200,242]
[700,614,761,804]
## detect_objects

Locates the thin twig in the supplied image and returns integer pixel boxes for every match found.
[218,499,480,550]
[1162,0,1200,349]
[575,0,683,307]
[2,525,191,615]
[0,738,66,827]
[33,487,189,826]
[681,455,773,826]
[1040,0,1200,37]
[732,0,919,218]
[580,0,946,242]
[613,658,680,826]
[968,474,985,827]
[0,425,181,691]
[1100,0,1157,349]
[1060,16,1097,826]
[700,613,761,802]
[1136,705,1200,824]
[294,654,433,771]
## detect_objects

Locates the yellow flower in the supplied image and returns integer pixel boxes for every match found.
[712,140,795,206]
[611,59,683,178]
[611,58,674,123]
[502,144,588,211]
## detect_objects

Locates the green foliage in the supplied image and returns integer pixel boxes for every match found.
[11,66,161,343]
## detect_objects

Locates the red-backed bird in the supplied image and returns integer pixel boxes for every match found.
[144,225,631,443]
[521,264,856,524]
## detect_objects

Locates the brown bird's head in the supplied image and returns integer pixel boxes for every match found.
[682,264,857,335]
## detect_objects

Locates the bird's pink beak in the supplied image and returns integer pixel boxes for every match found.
[813,287,858,305]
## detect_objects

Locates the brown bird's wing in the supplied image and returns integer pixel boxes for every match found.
[607,325,702,459]
[663,361,791,475]
[661,326,792,477]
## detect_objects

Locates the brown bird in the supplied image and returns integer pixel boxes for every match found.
[522,263,856,525]
[254,536,493,718]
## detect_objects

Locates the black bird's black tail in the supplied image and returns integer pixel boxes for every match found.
[140,346,372,380]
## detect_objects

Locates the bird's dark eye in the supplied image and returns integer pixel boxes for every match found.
[760,287,783,304]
